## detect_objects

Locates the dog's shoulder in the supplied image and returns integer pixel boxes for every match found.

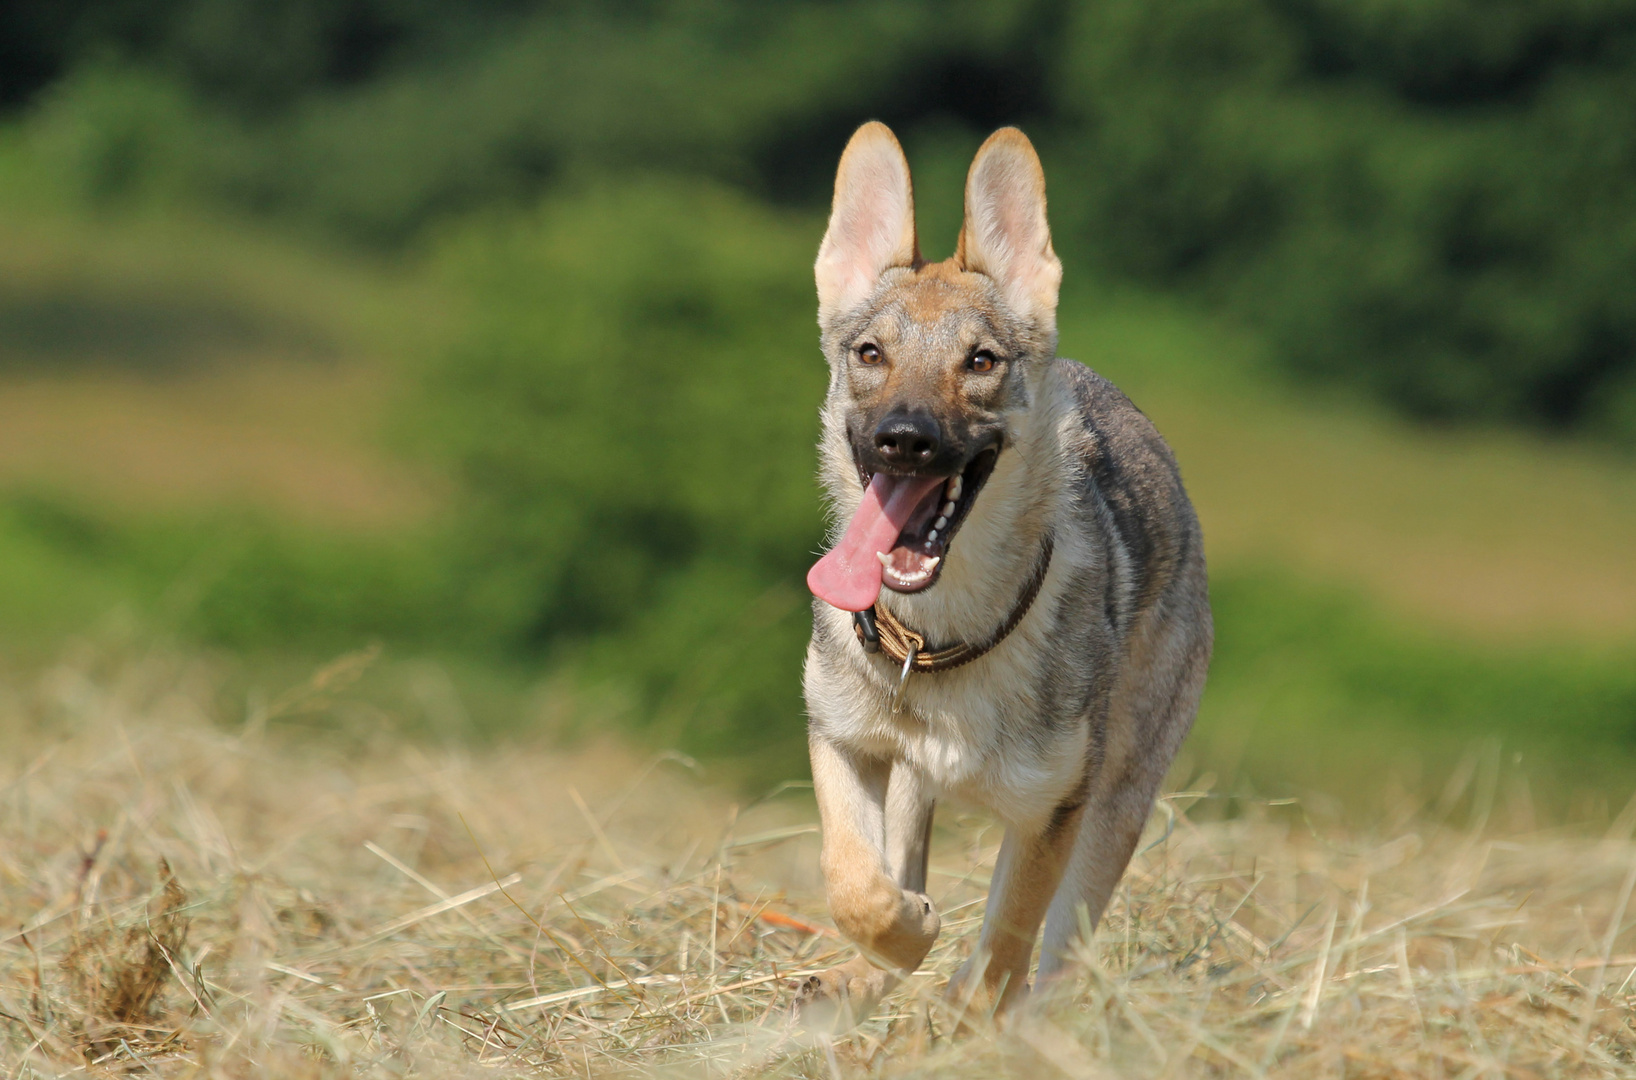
[1053,358,1183,498]
[1053,358,1201,609]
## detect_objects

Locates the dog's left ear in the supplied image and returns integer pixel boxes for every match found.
[816,122,919,326]
[956,128,1062,328]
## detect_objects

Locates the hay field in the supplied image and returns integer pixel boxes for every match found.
[3,649,1635,1079]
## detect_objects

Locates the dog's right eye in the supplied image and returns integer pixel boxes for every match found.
[857,343,883,365]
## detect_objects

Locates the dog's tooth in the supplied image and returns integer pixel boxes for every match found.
[935,515,948,529]
[942,501,957,517]
[927,529,938,542]
[876,551,892,569]
[926,556,940,570]
[948,478,963,500]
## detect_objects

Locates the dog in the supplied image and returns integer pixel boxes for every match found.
[796,122,1212,1023]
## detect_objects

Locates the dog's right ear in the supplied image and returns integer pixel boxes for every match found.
[955,128,1061,330]
[816,122,918,326]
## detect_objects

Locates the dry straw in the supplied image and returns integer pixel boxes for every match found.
[2,647,1634,1077]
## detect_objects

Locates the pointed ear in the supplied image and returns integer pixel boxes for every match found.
[955,128,1062,326]
[815,122,918,325]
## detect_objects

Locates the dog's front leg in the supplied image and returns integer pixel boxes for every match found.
[884,761,934,894]
[949,801,1086,1019]
[794,735,940,1026]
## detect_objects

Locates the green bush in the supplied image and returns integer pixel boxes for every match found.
[420,180,827,762]
[19,63,224,207]
[1056,0,1636,439]
[14,0,1636,439]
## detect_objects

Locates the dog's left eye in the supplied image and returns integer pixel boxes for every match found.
[969,350,997,373]
[857,343,883,365]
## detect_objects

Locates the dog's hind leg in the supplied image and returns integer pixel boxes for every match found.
[793,736,941,1029]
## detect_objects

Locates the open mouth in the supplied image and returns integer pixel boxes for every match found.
[806,446,1000,611]
[867,447,999,594]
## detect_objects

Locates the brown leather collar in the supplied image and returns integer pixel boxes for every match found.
[852,535,1054,674]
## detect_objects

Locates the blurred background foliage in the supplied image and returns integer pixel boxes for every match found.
[0,0,1633,804]
[10,0,1636,435]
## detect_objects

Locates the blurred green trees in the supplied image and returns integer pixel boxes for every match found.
[1057,0,1636,437]
[6,0,1636,437]
[425,182,825,762]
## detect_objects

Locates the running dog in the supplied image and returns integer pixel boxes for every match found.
[798,122,1212,1022]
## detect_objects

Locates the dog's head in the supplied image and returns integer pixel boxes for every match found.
[807,123,1062,611]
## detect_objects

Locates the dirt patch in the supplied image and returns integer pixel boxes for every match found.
[0,361,438,527]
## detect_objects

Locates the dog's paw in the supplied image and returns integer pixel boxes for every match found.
[944,955,1029,1031]
[905,889,940,942]
[790,958,893,1033]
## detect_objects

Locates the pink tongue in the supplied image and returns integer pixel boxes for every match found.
[808,473,943,611]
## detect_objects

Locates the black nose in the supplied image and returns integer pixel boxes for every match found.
[873,413,941,467]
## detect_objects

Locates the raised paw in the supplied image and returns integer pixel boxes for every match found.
[905,890,940,941]
[827,881,942,973]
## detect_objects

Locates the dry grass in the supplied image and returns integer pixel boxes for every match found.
[3,649,1635,1078]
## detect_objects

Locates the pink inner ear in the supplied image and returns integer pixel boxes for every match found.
[956,131,1062,318]
[962,158,1060,317]
[816,127,917,319]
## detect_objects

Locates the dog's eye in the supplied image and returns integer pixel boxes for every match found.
[969,350,997,373]
[857,343,883,365]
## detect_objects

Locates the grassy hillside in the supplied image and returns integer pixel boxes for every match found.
[1060,293,1636,809]
[1071,292,1636,643]
[0,194,443,522]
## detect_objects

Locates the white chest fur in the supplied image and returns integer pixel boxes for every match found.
[805,531,1096,831]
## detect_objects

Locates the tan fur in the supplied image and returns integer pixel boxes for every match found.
[796,124,1212,1030]
[809,738,941,972]
[948,800,1085,1015]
